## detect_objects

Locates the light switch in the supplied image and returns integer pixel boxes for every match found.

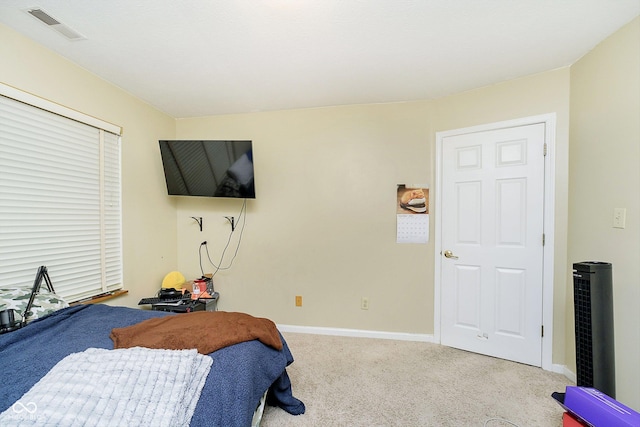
[613,208,626,229]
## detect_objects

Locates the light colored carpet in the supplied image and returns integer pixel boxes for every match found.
[262,332,573,427]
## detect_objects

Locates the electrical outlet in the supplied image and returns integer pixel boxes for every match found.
[613,208,626,229]
[295,295,302,307]
[361,297,369,310]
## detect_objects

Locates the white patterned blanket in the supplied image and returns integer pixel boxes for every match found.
[0,347,212,426]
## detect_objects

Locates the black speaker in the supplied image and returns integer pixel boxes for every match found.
[0,309,22,334]
[572,261,616,398]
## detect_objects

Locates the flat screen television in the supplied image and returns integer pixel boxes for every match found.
[159,140,255,198]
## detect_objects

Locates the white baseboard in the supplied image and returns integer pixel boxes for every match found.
[553,364,577,383]
[277,324,434,343]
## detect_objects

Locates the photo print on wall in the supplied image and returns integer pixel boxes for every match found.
[396,184,429,244]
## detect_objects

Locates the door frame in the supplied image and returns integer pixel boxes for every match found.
[434,113,556,371]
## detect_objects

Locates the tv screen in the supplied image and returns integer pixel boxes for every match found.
[159,140,255,198]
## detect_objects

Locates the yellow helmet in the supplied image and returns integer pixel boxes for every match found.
[161,271,186,289]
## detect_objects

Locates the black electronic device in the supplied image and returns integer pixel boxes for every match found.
[138,288,191,306]
[0,309,22,333]
[1,266,57,334]
[138,296,188,305]
[139,291,219,312]
[158,287,186,300]
[151,299,205,313]
[159,140,255,199]
[572,261,616,398]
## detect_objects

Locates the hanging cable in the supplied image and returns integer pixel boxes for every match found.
[198,241,206,277]
[204,199,247,277]
[225,199,247,267]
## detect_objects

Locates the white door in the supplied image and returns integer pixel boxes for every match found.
[439,123,545,366]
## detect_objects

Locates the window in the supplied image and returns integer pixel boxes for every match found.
[0,83,122,302]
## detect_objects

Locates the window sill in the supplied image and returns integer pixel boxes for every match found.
[70,289,129,306]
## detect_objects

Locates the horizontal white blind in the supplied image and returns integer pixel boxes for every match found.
[0,93,122,302]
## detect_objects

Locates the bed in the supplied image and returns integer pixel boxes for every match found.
[0,304,305,426]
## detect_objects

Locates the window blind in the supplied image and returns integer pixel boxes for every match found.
[0,88,122,302]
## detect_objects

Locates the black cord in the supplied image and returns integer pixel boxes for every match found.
[207,226,233,277]
[202,199,247,277]
[198,242,205,277]
[225,199,247,267]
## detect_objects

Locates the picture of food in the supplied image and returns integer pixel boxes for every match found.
[397,185,429,214]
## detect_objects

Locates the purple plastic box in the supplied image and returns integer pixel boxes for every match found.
[564,386,640,427]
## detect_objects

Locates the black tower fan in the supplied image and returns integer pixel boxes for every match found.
[572,261,616,398]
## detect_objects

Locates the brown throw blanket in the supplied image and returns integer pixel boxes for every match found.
[110,311,283,354]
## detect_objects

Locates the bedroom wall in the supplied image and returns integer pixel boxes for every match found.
[174,101,436,334]
[0,24,179,306]
[568,16,640,410]
[174,68,571,357]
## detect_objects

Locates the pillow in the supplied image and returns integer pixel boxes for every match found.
[0,287,69,323]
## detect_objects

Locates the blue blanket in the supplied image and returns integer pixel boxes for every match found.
[0,304,305,426]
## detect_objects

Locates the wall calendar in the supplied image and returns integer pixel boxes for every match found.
[396,184,429,244]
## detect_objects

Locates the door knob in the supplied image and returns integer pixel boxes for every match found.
[443,250,459,259]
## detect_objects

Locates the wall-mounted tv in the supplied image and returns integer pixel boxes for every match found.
[159,140,255,199]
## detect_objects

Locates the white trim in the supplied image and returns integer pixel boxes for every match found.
[277,324,434,343]
[434,113,557,372]
[99,130,107,294]
[559,365,577,383]
[541,114,557,372]
[0,82,121,135]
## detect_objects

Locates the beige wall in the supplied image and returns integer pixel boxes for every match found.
[174,69,571,353]
[568,17,640,410]
[0,24,179,306]
[175,101,436,333]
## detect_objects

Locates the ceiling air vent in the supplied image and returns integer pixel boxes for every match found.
[25,8,86,41]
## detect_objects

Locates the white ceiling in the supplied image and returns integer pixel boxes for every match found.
[1,1,638,118]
